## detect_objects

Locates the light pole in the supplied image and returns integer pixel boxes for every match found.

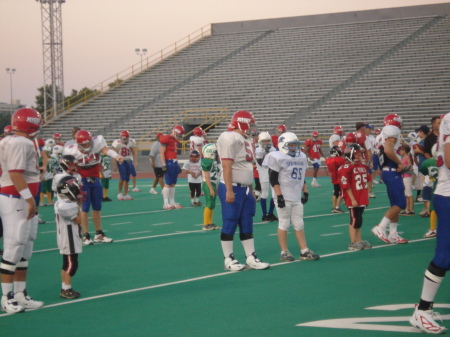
[135,48,147,71]
[5,68,16,104]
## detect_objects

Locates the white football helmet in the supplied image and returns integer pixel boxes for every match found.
[42,145,52,154]
[45,138,56,148]
[52,145,64,156]
[408,131,418,142]
[278,132,300,157]
[258,131,272,148]
[202,143,217,160]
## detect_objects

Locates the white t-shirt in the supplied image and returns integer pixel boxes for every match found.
[217,131,254,185]
[262,150,308,202]
[149,141,162,167]
[381,125,402,165]
[112,138,136,161]
[435,112,450,196]
[366,134,376,153]
[0,135,40,188]
[182,161,203,184]
[255,146,276,183]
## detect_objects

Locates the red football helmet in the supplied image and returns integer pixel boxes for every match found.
[345,132,357,144]
[374,128,381,136]
[193,127,203,137]
[4,125,13,135]
[230,110,256,136]
[276,124,287,134]
[172,125,185,140]
[120,130,130,144]
[75,130,93,153]
[156,132,163,139]
[311,131,319,139]
[345,144,362,163]
[11,108,41,137]
[53,133,62,142]
[333,126,343,136]
[383,114,402,129]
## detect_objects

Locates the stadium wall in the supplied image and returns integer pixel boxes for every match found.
[211,3,450,34]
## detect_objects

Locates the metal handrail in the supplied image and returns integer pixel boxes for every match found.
[43,24,212,122]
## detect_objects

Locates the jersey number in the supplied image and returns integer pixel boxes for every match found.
[355,174,368,190]
[291,167,303,180]
[120,148,131,157]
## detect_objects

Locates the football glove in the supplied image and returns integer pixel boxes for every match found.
[301,192,309,204]
[254,190,261,202]
[161,165,167,173]
[277,194,286,208]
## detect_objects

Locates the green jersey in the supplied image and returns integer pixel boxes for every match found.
[201,158,220,184]
[420,158,438,189]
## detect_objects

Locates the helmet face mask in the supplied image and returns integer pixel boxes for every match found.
[345,144,362,163]
[56,176,82,202]
[60,155,78,174]
[278,132,300,157]
[258,131,272,148]
[75,130,93,154]
[330,145,343,157]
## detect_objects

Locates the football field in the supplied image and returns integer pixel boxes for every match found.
[1,177,448,337]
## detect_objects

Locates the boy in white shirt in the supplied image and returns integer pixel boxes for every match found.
[182,151,203,206]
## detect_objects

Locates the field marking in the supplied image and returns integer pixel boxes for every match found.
[111,222,132,226]
[151,222,172,226]
[40,231,56,234]
[321,233,343,236]
[8,238,433,318]
[331,224,349,227]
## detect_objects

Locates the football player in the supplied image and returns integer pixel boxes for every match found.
[182,150,203,206]
[201,144,220,230]
[255,131,277,221]
[0,108,44,313]
[53,133,64,147]
[271,124,287,150]
[304,131,327,187]
[63,130,123,245]
[263,132,319,262]
[189,127,205,154]
[112,130,138,200]
[371,114,408,244]
[325,145,345,213]
[149,132,165,195]
[329,125,344,148]
[160,125,185,209]
[338,144,372,251]
[217,110,269,271]
[410,112,450,334]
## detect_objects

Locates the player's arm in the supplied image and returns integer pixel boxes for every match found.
[40,150,48,174]
[384,137,404,171]
[203,170,215,197]
[319,147,327,160]
[131,147,138,168]
[10,171,36,220]
[102,146,123,164]
[345,187,358,208]
[149,155,156,168]
[269,168,285,208]
[444,141,450,169]
[221,159,235,203]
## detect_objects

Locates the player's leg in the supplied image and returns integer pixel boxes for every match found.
[276,201,294,261]
[291,201,319,260]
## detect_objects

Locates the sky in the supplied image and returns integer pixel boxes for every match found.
[0,0,447,107]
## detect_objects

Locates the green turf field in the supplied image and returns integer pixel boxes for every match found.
[1,177,448,337]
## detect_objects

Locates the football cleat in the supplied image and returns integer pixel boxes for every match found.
[1,291,25,314]
[117,193,125,201]
[149,188,158,195]
[281,251,295,262]
[82,234,94,246]
[132,187,141,192]
[300,250,320,260]
[388,234,408,244]
[368,192,376,198]
[371,226,390,243]
[60,288,80,299]
[268,214,278,221]
[163,204,174,210]
[14,289,44,309]
[348,241,365,251]
[362,240,373,249]
[195,201,203,206]
[171,203,183,209]
[123,194,134,200]
[335,207,345,213]
[262,215,271,221]
[410,304,447,334]
[191,202,198,207]
[94,231,113,243]
[424,229,437,238]
[224,253,246,271]
[246,252,270,270]
[37,216,46,224]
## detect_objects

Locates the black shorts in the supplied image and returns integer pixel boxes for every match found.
[154,167,165,178]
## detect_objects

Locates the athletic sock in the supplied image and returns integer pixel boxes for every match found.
[379,216,390,230]
[241,238,255,257]
[13,281,25,294]
[204,207,212,225]
[1,283,13,296]
[430,211,437,231]
[260,198,267,216]
[221,240,233,258]
[169,187,175,204]
[389,222,398,236]
[162,187,170,205]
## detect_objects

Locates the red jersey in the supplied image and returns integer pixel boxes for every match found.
[326,156,345,184]
[355,132,366,148]
[271,134,279,149]
[337,162,371,208]
[304,138,322,159]
[159,134,178,160]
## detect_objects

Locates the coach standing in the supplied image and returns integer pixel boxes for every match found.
[0,108,44,313]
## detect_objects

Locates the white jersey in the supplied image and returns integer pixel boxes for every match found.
[0,135,40,188]
[366,134,376,153]
[329,134,341,148]
[381,125,402,165]
[217,131,254,185]
[63,135,106,173]
[435,112,450,196]
[182,161,203,183]
[189,135,205,152]
[112,138,136,161]
[55,199,82,255]
[374,134,383,154]
[64,139,76,148]
[262,150,308,202]
[52,172,82,197]
[255,146,276,183]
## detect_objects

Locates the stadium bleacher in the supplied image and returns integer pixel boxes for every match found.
[41,7,450,152]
